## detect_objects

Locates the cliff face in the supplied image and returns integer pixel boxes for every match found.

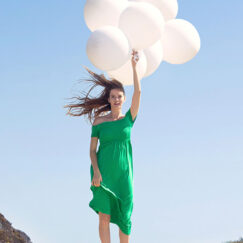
[0,213,32,243]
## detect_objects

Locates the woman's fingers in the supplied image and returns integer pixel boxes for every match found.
[132,49,138,56]
[91,173,103,187]
[91,179,101,187]
[131,50,139,63]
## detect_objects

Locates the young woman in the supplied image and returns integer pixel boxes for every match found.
[64,50,141,243]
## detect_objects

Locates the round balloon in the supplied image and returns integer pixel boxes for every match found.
[143,40,163,77]
[84,0,128,32]
[161,19,200,64]
[107,50,147,86]
[119,2,165,50]
[86,26,131,71]
[129,0,178,21]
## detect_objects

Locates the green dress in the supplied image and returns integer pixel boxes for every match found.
[89,107,137,235]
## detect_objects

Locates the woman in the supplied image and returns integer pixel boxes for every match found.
[64,50,141,243]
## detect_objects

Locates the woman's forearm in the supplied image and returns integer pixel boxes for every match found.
[132,66,141,92]
[90,151,100,173]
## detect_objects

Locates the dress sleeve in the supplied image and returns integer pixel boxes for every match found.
[126,108,137,126]
[91,125,99,138]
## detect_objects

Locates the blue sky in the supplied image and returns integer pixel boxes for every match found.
[0,0,243,242]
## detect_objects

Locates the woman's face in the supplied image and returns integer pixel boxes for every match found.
[108,89,125,109]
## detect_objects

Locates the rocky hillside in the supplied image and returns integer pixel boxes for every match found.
[0,213,32,243]
[225,237,243,243]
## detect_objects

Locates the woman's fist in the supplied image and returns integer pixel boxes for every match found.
[91,170,103,187]
[131,49,139,68]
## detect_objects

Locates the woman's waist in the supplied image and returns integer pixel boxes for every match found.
[98,138,131,149]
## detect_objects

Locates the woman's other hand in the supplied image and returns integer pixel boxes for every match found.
[92,170,103,187]
[131,49,139,69]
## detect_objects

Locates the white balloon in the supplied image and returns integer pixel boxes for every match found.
[129,0,178,21]
[86,26,131,71]
[119,2,165,50]
[143,40,163,77]
[84,0,128,32]
[107,51,147,86]
[161,19,200,64]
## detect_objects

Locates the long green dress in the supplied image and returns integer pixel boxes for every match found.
[89,107,137,235]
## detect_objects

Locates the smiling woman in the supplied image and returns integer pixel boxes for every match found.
[63,50,141,242]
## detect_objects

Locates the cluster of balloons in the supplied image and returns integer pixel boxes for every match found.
[84,0,200,85]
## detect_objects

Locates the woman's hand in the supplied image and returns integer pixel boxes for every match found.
[92,170,103,187]
[131,49,139,69]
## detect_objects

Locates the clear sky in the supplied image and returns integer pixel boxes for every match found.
[0,0,243,243]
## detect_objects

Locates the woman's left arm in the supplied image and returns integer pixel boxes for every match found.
[130,50,141,120]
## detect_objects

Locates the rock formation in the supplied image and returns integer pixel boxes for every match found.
[0,213,32,243]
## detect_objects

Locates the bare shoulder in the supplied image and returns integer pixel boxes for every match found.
[92,116,107,126]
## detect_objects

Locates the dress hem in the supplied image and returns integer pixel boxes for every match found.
[89,183,132,235]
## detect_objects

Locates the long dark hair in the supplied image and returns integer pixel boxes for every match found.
[63,66,125,124]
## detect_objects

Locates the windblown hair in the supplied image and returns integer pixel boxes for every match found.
[63,66,125,124]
